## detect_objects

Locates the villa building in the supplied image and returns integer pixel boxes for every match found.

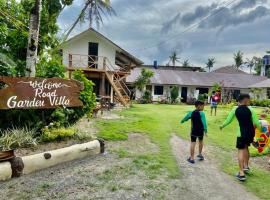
[127,66,269,102]
[61,28,143,106]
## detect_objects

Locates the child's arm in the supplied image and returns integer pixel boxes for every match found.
[200,112,207,133]
[250,107,261,129]
[220,107,236,129]
[180,112,192,124]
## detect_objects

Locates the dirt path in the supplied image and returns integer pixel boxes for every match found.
[170,135,260,200]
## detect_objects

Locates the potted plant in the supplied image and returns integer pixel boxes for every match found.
[0,128,38,161]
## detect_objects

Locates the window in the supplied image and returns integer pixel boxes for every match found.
[233,90,240,99]
[154,86,164,95]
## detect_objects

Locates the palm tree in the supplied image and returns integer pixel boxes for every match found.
[234,51,243,69]
[65,0,115,39]
[206,58,215,72]
[26,0,42,77]
[244,58,255,74]
[169,51,180,67]
[182,59,190,67]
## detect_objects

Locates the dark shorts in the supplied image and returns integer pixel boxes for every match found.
[236,137,254,149]
[211,102,217,108]
[191,135,204,142]
[191,130,204,142]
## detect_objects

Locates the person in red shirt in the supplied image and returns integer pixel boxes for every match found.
[210,91,219,116]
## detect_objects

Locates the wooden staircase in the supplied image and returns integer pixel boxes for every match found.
[104,59,131,106]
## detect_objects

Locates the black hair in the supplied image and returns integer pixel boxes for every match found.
[195,100,204,107]
[238,94,250,102]
[212,91,216,94]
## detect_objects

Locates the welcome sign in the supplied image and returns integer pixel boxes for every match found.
[0,77,84,109]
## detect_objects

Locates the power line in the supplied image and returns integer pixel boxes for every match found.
[136,0,239,51]
[0,8,29,30]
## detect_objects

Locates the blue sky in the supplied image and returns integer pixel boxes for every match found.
[58,0,270,68]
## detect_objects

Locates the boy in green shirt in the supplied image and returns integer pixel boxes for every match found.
[181,101,207,164]
[220,94,260,181]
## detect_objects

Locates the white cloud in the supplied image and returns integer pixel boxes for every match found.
[58,0,270,67]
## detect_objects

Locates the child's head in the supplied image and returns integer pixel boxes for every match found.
[195,100,205,111]
[237,94,251,105]
[212,91,216,95]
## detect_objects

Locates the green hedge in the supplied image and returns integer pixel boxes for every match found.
[250,99,270,107]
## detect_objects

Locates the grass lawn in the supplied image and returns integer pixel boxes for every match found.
[96,104,270,199]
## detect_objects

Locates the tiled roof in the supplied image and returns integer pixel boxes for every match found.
[250,79,270,88]
[127,68,268,89]
[212,66,247,74]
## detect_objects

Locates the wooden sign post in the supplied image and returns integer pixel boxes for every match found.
[0,77,84,109]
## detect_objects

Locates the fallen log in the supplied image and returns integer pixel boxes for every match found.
[0,139,104,181]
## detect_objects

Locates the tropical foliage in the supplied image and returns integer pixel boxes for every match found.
[169,51,180,67]
[134,68,154,91]
[233,51,243,69]
[170,86,179,103]
[205,58,215,72]
[182,59,190,67]
[0,128,38,151]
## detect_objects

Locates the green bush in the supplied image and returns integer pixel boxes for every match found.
[0,128,38,151]
[140,90,152,104]
[198,93,208,102]
[170,86,179,103]
[250,99,270,107]
[41,127,76,142]
[72,70,96,119]
[36,56,65,78]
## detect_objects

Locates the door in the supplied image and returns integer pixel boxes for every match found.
[88,42,99,68]
[233,90,240,100]
[181,87,187,103]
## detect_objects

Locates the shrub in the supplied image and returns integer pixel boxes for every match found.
[140,90,152,104]
[36,56,65,78]
[250,99,270,107]
[0,53,16,77]
[72,70,96,119]
[41,127,76,142]
[170,86,179,103]
[0,128,38,151]
[198,93,208,102]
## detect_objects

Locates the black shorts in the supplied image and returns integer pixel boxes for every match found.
[236,137,253,149]
[191,135,204,142]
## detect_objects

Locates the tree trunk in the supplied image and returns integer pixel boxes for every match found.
[26,0,42,77]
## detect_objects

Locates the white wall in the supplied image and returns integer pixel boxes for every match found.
[62,31,118,70]
[248,88,267,100]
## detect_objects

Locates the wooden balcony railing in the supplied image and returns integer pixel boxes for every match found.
[68,54,128,73]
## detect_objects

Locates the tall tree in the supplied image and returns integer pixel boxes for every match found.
[182,59,190,67]
[26,0,42,77]
[206,58,215,72]
[233,51,243,69]
[169,51,180,67]
[245,58,255,74]
[134,68,154,92]
[0,0,74,76]
[65,0,115,39]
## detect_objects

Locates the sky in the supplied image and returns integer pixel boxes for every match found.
[58,0,270,69]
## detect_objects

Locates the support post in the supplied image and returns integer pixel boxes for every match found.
[103,57,106,70]
[100,73,106,96]
[69,54,72,68]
